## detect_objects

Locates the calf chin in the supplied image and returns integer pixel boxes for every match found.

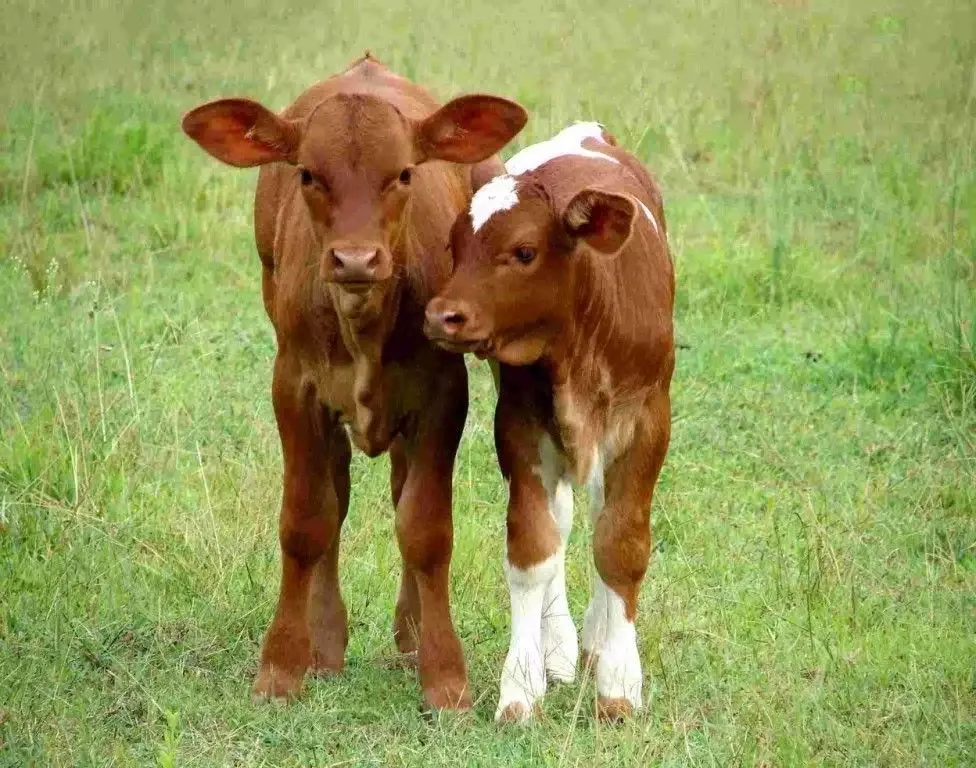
[492,334,548,367]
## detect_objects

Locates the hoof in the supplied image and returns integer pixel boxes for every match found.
[496,701,535,725]
[422,680,472,712]
[309,651,344,678]
[251,664,304,702]
[596,695,633,722]
[378,651,419,670]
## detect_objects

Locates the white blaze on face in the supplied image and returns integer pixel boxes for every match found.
[470,174,519,233]
[472,122,622,236]
[473,122,661,241]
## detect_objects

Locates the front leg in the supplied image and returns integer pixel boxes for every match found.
[394,361,471,710]
[390,437,421,657]
[307,423,351,675]
[493,377,577,724]
[252,356,349,701]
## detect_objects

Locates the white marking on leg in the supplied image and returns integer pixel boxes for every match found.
[541,553,576,684]
[496,555,555,722]
[534,436,578,684]
[582,446,642,708]
[581,576,607,662]
[589,578,642,708]
[470,175,518,232]
[506,122,619,176]
[582,447,606,663]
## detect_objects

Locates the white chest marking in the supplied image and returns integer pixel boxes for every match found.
[470,174,519,233]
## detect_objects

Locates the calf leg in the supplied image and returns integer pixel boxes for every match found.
[253,358,348,700]
[390,437,421,656]
[583,394,671,720]
[538,438,577,685]
[494,392,577,723]
[307,425,351,675]
[395,367,470,710]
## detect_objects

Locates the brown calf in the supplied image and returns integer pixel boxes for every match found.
[182,53,526,709]
[425,122,675,722]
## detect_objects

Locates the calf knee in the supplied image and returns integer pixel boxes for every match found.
[506,497,560,571]
[279,506,339,567]
[396,507,452,574]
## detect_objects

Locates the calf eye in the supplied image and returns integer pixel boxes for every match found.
[398,167,413,185]
[299,168,313,186]
[514,246,536,265]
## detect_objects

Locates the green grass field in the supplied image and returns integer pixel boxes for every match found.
[2,0,974,764]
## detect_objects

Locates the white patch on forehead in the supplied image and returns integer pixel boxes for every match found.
[470,174,519,233]
[505,121,620,176]
[634,197,661,236]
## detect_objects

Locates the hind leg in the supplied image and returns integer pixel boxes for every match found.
[583,393,671,720]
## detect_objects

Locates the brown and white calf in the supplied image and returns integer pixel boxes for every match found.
[425,122,674,721]
[182,53,526,709]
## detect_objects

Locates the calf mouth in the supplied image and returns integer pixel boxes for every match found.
[332,278,381,293]
[424,327,493,358]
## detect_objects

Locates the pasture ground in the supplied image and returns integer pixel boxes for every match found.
[1,0,974,764]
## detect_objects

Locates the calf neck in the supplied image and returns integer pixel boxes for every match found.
[426,121,675,721]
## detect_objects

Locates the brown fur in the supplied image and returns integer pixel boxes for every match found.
[425,125,675,720]
[182,52,526,710]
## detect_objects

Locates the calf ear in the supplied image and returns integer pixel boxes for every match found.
[181,99,301,168]
[562,188,636,256]
[416,95,527,164]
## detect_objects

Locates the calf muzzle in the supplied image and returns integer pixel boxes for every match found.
[324,245,392,285]
[424,298,486,353]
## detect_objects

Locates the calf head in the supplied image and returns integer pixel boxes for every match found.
[182,92,526,289]
[425,175,638,365]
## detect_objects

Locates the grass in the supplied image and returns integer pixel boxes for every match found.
[1,0,974,764]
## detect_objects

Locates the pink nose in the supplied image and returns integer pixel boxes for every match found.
[424,299,470,337]
[330,247,379,281]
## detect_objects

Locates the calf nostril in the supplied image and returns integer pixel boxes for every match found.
[329,249,345,270]
[442,311,466,327]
